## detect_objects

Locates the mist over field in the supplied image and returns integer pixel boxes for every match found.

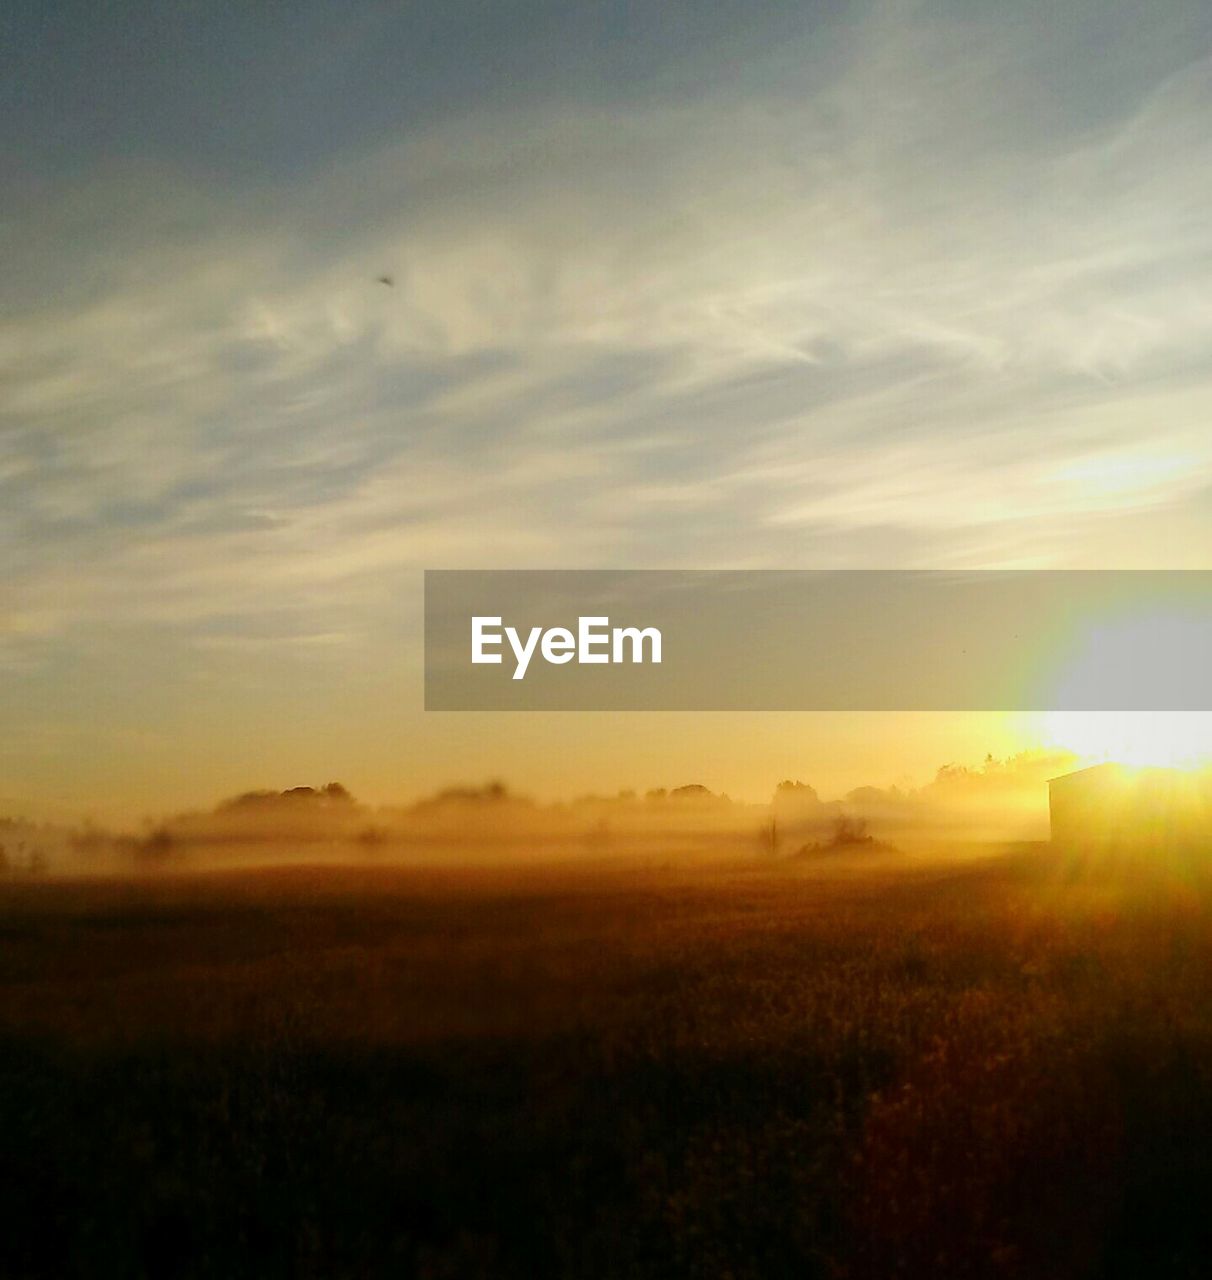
[6,755,1212,1279]
[4,820,1212,1279]
[0,750,1090,878]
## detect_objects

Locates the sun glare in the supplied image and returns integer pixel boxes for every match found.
[1041,711,1212,770]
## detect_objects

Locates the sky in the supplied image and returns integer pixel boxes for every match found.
[4,0,1212,824]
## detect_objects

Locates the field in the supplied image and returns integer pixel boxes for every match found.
[2,846,1211,1279]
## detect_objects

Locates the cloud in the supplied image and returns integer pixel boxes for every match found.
[4,2,1212,677]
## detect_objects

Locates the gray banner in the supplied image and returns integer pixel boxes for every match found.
[424,570,1212,710]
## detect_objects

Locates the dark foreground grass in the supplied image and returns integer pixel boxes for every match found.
[2,848,1211,1278]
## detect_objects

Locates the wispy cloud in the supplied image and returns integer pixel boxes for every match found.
[4,2,1212,672]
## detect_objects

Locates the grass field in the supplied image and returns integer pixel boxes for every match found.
[2,845,1211,1278]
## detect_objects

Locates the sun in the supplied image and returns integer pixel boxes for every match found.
[1034,605,1212,769]
[1040,711,1212,770]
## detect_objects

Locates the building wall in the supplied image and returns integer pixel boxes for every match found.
[1050,764,1210,852]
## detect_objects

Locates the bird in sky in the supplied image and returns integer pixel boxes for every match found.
[376,274,394,287]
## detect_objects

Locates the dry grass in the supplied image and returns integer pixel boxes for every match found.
[1,845,1211,1278]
